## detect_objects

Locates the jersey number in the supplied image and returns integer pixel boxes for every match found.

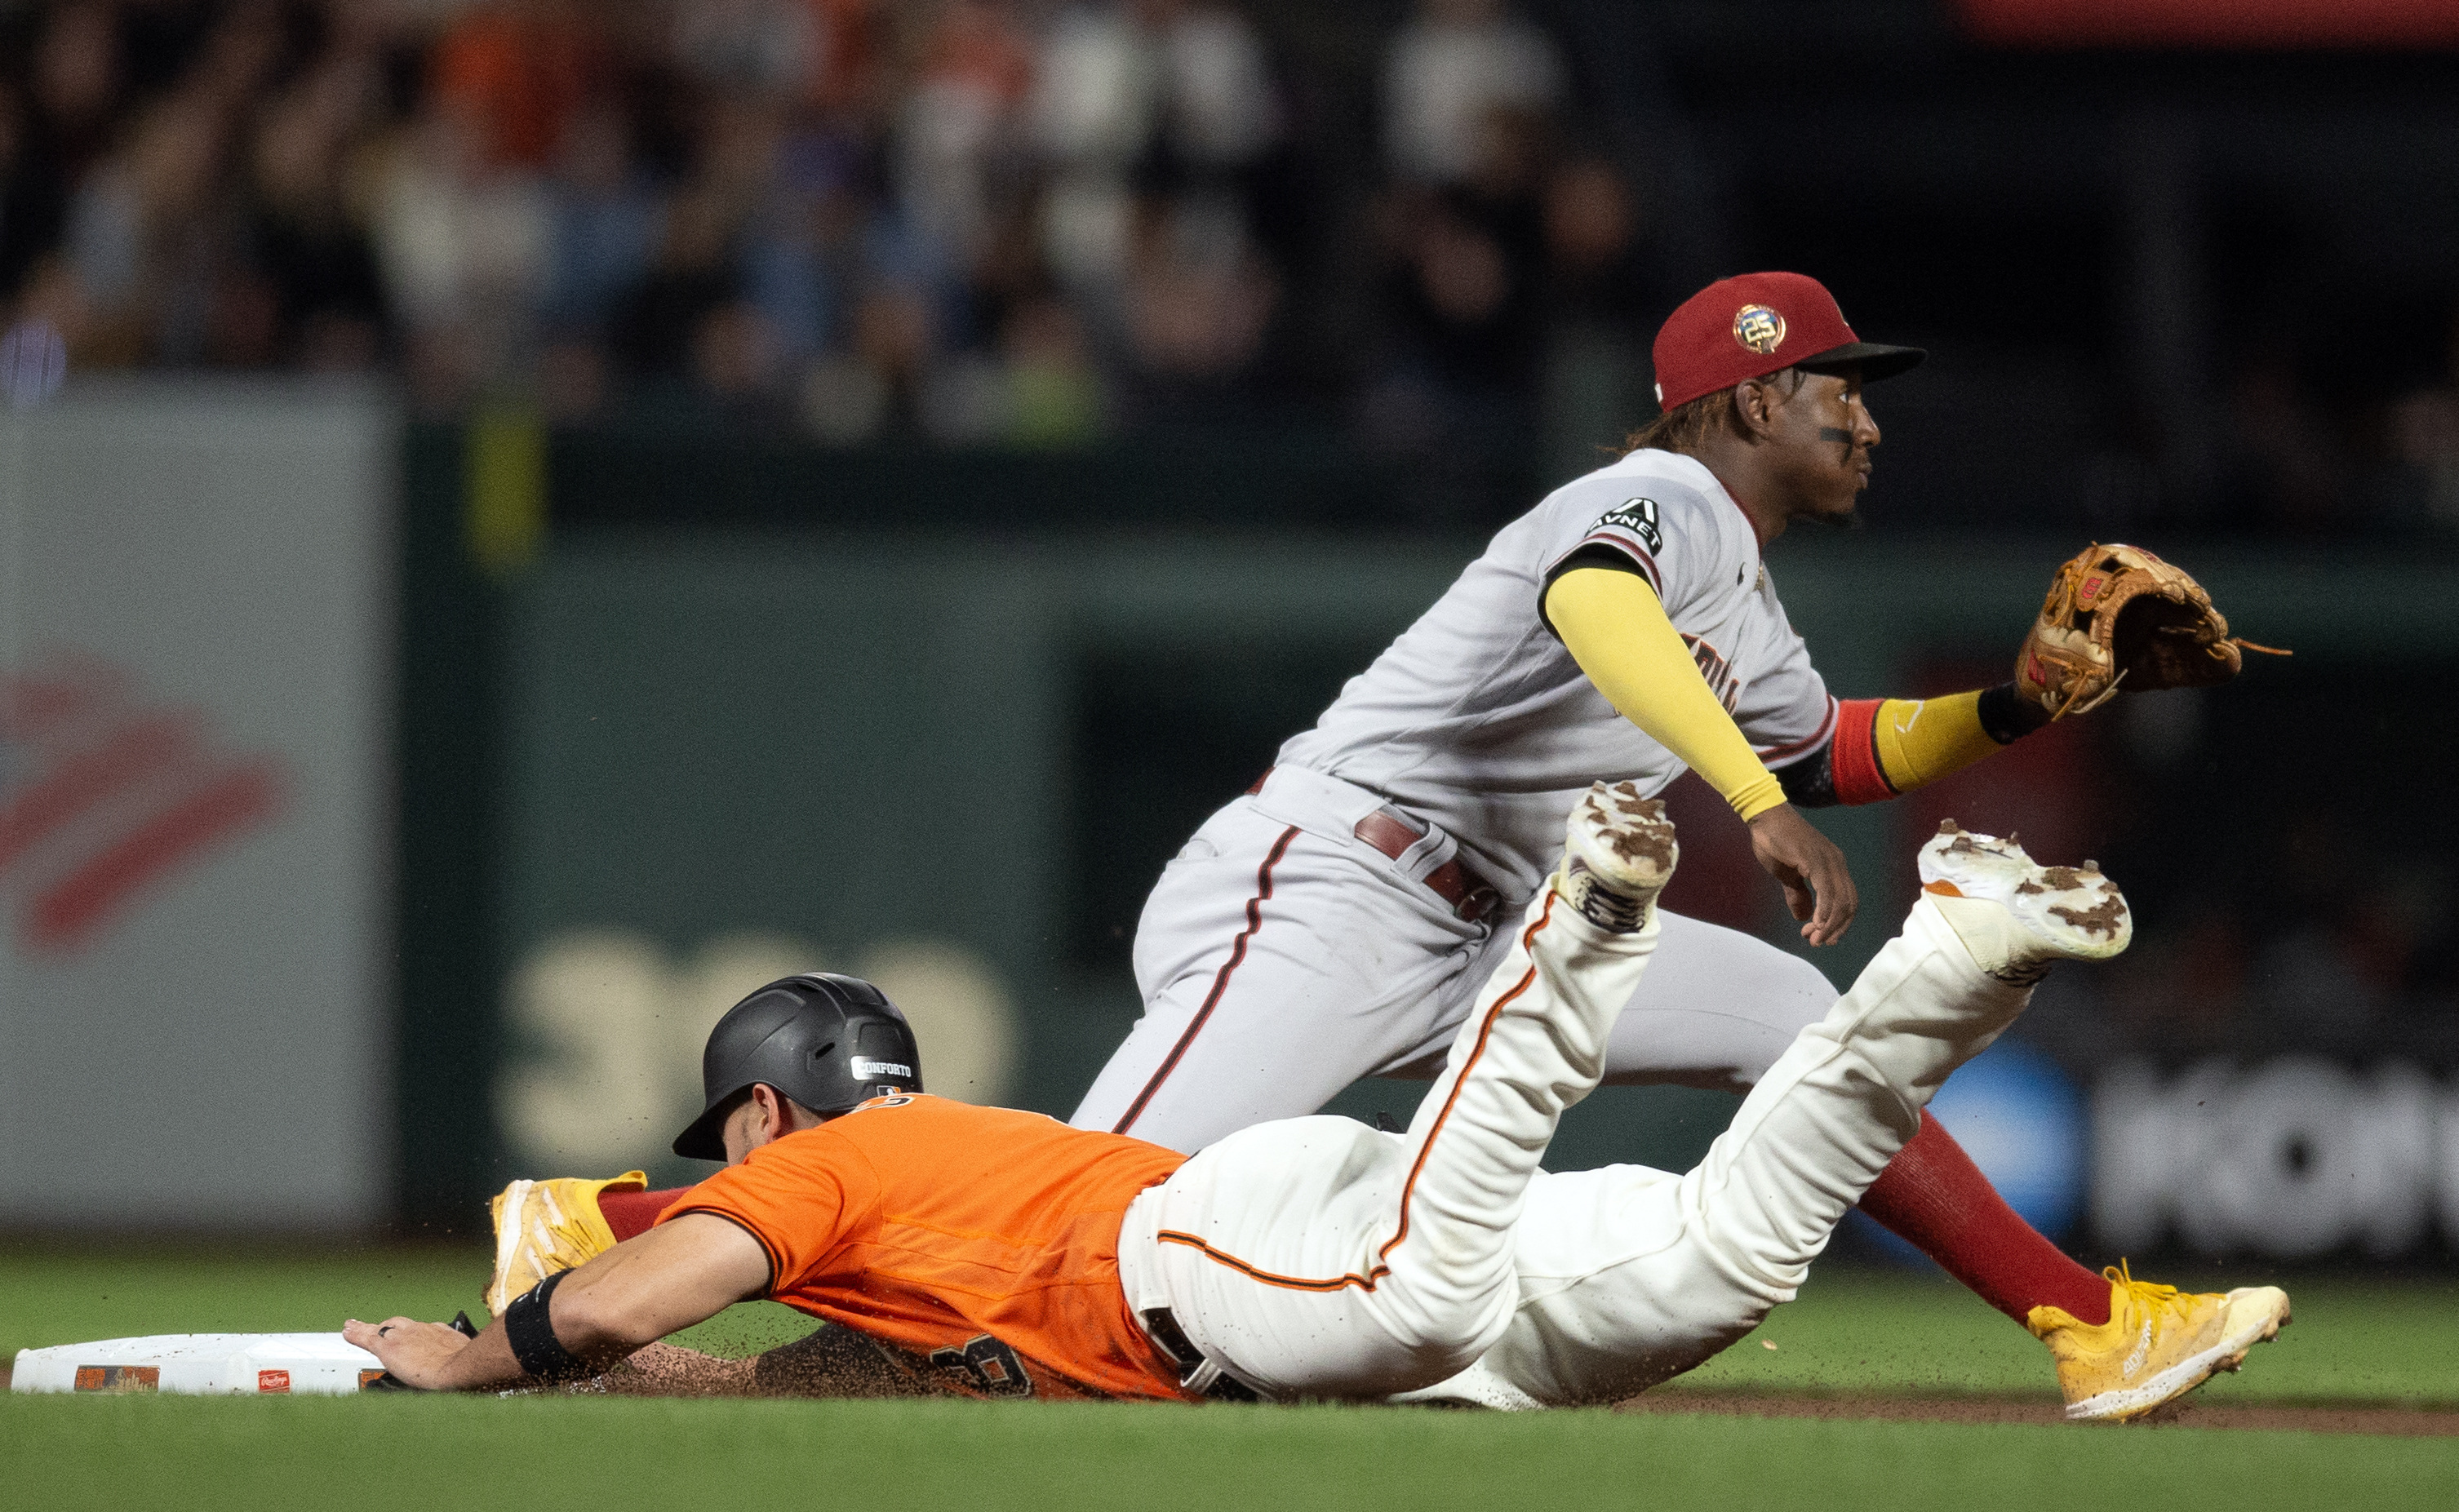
[930,1333,1033,1398]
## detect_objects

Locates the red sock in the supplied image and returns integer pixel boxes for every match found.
[1858,1110,2111,1326]
[599,1186,694,1242]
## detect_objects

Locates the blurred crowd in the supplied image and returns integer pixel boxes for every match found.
[0,0,1674,452]
[2214,316,2459,539]
[13,0,2459,532]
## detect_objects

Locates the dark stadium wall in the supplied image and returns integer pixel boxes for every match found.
[395,423,509,1240]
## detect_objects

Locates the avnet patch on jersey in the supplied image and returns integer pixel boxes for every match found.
[1595,499,1663,554]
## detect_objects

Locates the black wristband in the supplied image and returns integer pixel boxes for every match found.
[1775,743,1840,809]
[1976,681,2050,745]
[504,1269,591,1381]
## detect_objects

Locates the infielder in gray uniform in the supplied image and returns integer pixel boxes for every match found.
[1070,271,2291,1417]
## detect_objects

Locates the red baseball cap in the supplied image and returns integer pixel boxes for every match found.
[1650,272,1924,410]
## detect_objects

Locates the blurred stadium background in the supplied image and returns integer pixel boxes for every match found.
[4,0,2459,1293]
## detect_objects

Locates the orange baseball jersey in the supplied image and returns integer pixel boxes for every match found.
[659,1093,1192,1401]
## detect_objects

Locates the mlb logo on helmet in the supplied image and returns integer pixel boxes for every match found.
[1649,271,1924,411]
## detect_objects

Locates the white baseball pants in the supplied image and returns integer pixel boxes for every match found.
[1072,769,1835,1152]
[1114,886,1658,1399]
[1405,892,2034,1408]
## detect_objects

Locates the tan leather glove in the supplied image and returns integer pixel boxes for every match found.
[2015,543,2285,720]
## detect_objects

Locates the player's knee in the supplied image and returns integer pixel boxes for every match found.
[1376,1283,1514,1380]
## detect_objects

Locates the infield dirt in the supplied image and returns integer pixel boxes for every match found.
[10,1352,2451,1435]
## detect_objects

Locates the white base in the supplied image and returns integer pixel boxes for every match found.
[11,1333,382,1395]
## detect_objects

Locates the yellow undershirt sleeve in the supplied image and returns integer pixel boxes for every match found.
[1545,566,1788,822]
[1871,691,2004,791]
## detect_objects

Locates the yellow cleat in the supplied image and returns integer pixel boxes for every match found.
[485,1172,648,1317]
[2026,1261,2292,1422]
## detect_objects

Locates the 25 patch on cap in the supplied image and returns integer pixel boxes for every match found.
[1733,304,1785,356]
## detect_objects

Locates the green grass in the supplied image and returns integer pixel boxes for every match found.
[8,1394,2459,1512]
[7,1246,2458,1511]
[1667,1270,2459,1408]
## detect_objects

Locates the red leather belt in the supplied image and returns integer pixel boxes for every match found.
[1244,770,1499,923]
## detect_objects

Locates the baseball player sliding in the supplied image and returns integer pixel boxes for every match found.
[1063,271,2290,1418]
[364,796,2278,1415]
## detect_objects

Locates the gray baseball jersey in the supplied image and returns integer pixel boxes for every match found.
[1275,448,1837,898]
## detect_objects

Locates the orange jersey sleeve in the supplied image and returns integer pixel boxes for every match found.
[659,1095,1192,1402]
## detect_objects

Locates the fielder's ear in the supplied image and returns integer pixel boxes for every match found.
[1729,379,1780,440]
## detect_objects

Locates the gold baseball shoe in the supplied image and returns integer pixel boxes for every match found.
[485,1171,647,1316]
[2026,1261,2292,1421]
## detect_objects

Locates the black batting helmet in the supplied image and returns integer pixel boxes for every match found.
[672,973,924,1160]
